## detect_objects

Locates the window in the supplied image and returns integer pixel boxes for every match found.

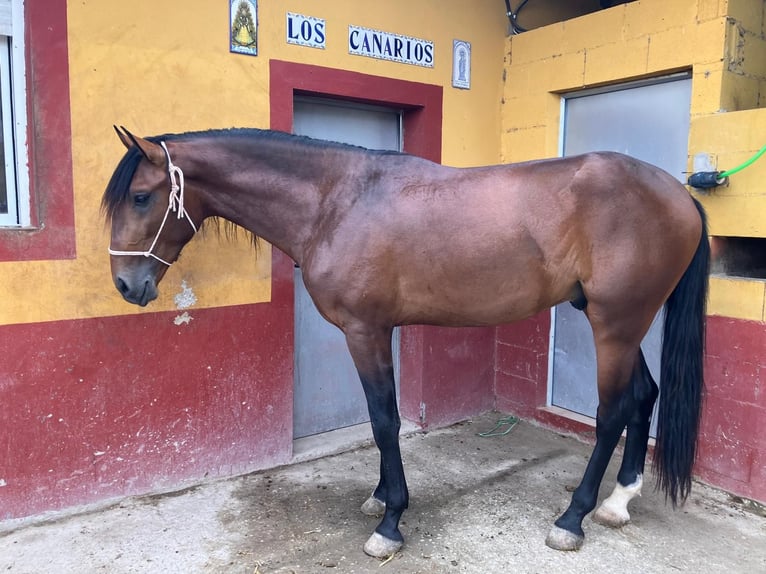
[0,0,27,227]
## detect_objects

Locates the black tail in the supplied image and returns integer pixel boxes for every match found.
[653,198,710,506]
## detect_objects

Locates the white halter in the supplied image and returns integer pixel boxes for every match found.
[108,141,197,266]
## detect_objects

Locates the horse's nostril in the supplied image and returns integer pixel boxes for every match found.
[116,277,130,295]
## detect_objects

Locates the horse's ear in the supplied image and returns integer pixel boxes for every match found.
[118,126,165,167]
[114,125,133,150]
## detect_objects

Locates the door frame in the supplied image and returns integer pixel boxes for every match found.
[291,95,404,438]
[547,71,693,411]
[269,60,454,431]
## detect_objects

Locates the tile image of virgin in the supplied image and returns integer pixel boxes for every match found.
[231,0,257,55]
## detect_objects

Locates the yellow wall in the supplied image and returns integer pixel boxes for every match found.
[502,0,766,321]
[0,0,506,326]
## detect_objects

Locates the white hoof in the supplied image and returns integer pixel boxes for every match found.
[363,531,402,558]
[545,525,584,551]
[360,495,386,517]
[593,475,642,529]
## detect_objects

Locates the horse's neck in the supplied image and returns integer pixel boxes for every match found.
[190,139,349,264]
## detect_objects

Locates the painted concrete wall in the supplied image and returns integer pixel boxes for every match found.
[0,0,507,520]
[499,0,766,503]
[4,0,764,523]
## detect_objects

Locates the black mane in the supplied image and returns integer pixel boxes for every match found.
[101,128,402,220]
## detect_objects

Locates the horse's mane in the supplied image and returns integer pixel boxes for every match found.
[101,128,402,250]
[101,128,401,220]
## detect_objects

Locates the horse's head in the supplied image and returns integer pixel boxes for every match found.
[103,127,200,306]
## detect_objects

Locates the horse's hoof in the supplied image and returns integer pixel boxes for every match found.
[593,504,630,528]
[363,531,402,558]
[360,495,386,517]
[545,525,584,551]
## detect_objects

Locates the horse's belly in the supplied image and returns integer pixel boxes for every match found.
[397,273,556,328]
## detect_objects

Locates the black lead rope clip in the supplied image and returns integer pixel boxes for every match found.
[687,171,728,189]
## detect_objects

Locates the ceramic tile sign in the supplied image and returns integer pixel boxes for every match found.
[231,0,258,56]
[286,13,326,49]
[348,25,434,68]
[452,40,471,89]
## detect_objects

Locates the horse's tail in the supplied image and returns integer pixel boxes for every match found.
[653,197,710,506]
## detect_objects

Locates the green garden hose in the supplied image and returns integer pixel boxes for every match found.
[718,144,766,178]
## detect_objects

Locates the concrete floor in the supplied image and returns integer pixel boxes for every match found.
[1,412,764,574]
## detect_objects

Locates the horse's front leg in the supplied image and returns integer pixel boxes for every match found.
[345,326,408,558]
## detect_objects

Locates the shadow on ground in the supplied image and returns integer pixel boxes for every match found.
[1,413,764,573]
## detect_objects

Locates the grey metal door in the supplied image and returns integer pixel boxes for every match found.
[293,97,402,438]
[551,76,692,434]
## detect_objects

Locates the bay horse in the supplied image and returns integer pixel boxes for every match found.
[103,127,709,557]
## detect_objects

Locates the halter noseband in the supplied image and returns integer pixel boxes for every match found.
[108,141,197,267]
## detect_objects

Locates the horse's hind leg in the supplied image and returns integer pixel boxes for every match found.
[345,326,408,558]
[546,333,641,551]
[594,348,658,528]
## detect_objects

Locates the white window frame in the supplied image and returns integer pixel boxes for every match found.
[0,0,28,227]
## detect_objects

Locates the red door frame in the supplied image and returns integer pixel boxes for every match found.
[268,60,495,429]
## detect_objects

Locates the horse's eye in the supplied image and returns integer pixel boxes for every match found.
[133,193,151,207]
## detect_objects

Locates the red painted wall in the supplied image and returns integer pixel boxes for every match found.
[0,259,294,520]
[696,316,766,503]
[495,312,551,421]
[495,313,766,504]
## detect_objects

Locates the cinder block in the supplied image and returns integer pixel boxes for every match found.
[727,0,765,35]
[720,70,761,111]
[690,107,766,149]
[526,52,586,93]
[624,0,698,39]
[697,0,727,21]
[690,61,725,115]
[584,37,649,86]
[692,17,728,64]
[647,25,696,71]
[698,193,766,237]
[504,63,531,100]
[510,22,565,65]
[741,32,766,78]
[502,93,557,130]
[714,150,766,195]
[502,125,548,162]
[560,7,625,52]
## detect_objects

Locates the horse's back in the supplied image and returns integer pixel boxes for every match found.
[305,151,702,330]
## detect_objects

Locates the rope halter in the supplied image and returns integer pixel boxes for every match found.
[108,141,198,267]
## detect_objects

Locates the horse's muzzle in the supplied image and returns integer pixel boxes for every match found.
[115,274,158,307]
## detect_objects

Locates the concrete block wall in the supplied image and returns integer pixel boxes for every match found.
[499,0,766,503]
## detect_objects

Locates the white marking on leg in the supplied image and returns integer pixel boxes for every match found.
[593,474,643,528]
